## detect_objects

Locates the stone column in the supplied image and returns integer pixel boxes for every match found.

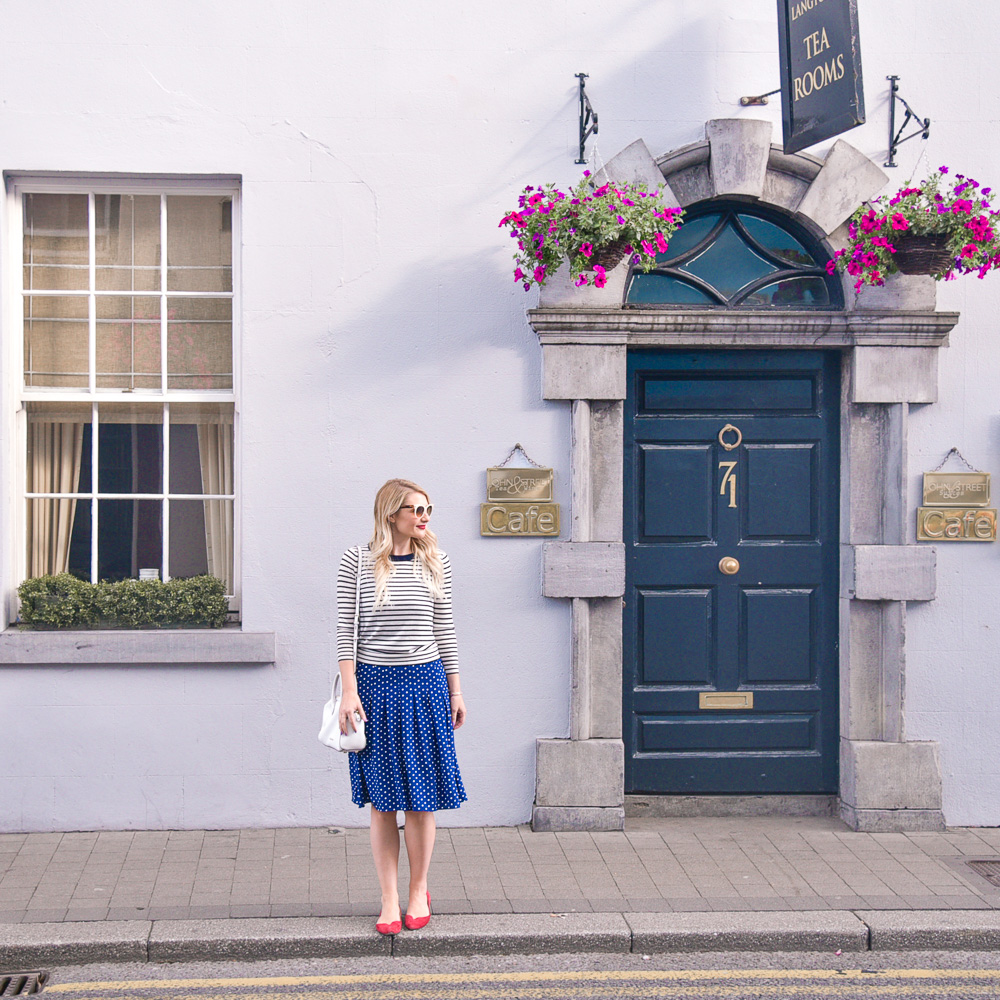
[839,346,945,831]
[531,345,627,832]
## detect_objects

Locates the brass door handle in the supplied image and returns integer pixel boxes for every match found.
[719,557,740,575]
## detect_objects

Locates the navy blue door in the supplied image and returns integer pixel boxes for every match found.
[624,350,840,794]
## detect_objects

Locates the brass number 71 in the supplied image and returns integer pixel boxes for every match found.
[718,461,737,508]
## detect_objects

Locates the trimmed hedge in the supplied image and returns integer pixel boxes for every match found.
[18,574,230,629]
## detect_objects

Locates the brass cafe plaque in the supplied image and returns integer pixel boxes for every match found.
[480,502,560,537]
[486,467,553,502]
[917,507,997,542]
[923,472,991,507]
[481,465,560,537]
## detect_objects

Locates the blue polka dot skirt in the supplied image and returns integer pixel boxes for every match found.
[349,659,467,813]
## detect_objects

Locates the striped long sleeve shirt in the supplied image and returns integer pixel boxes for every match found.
[336,545,459,674]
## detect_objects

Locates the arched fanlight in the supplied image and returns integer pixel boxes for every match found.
[625,202,842,309]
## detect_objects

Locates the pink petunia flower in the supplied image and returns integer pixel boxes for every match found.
[825,260,837,275]
[574,274,589,286]
[655,233,669,254]
[891,214,909,230]
[579,242,594,258]
[593,265,607,289]
[533,265,546,283]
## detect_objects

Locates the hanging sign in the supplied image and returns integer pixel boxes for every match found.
[480,447,560,537]
[917,454,995,542]
[776,0,865,154]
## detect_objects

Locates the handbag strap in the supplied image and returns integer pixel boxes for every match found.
[354,544,363,664]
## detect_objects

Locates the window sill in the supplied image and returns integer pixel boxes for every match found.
[0,627,275,666]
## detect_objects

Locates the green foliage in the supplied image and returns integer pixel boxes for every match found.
[18,574,230,629]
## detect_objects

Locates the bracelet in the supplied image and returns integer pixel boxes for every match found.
[451,691,462,697]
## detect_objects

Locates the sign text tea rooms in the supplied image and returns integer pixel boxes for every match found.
[790,1,846,102]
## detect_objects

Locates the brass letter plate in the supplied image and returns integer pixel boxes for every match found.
[699,691,753,710]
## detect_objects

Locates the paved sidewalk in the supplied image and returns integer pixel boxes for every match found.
[2,816,1000,924]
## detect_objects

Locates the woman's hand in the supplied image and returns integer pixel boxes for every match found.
[339,689,367,734]
[450,692,466,730]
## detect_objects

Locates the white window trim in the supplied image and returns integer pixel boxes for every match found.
[3,173,244,629]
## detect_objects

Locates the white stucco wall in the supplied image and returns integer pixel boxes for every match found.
[1,0,998,830]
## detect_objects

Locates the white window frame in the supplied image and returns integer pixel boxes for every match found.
[3,175,242,625]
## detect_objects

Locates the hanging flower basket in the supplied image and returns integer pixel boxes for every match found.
[587,237,633,271]
[892,233,956,275]
[499,172,684,291]
[829,167,1000,289]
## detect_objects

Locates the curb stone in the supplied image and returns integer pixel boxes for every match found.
[860,909,1000,951]
[0,920,150,966]
[625,912,869,953]
[391,913,631,956]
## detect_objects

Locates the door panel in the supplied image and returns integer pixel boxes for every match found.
[624,350,840,795]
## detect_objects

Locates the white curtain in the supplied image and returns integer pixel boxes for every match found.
[27,423,84,577]
[197,424,234,592]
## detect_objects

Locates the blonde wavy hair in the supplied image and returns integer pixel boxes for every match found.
[369,478,446,609]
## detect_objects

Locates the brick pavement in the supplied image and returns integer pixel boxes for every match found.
[1,817,999,924]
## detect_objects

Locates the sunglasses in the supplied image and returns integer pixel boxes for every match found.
[398,504,433,517]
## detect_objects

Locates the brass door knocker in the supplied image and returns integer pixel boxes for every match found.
[718,424,742,451]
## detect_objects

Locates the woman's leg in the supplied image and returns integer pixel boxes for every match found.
[370,807,401,923]
[403,810,436,917]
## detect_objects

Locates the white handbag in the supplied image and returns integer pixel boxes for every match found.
[319,546,366,752]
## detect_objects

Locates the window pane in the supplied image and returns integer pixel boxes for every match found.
[654,213,720,263]
[738,215,814,266]
[24,295,89,388]
[96,195,161,292]
[627,273,717,305]
[741,276,831,308]
[26,403,90,494]
[678,222,777,298]
[167,297,233,389]
[98,499,162,582]
[167,196,233,292]
[98,403,163,494]
[23,193,89,291]
[26,497,88,579]
[96,296,161,390]
[169,403,234,495]
[171,498,233,593]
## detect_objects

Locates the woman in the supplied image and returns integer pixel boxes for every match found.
[336,478,467,935]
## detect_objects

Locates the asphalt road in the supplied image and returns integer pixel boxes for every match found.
[28,951,1000,999]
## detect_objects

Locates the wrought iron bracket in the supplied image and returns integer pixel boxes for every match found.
[885,75,930,168]
[740,87,780,107]
[575,73,598,165]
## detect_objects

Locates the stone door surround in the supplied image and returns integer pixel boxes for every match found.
[528,120,958,834]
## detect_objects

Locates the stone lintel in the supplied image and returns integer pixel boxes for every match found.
[528,309,958,349]
[796,139,889,235]
[851,345,939,403]
[541,344,626,400]
[534,737,625,807]
[530,805,625,833]
[852,545,936,602]
[706,118,772,198]
[542,542,625,598]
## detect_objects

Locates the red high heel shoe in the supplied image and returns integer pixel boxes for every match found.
[404,891,431,930]
[375,907,402,936]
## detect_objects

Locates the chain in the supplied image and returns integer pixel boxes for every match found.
[495,443,545,468]
[929,447,985,473]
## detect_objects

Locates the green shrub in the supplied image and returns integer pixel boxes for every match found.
[18,574,229,629]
